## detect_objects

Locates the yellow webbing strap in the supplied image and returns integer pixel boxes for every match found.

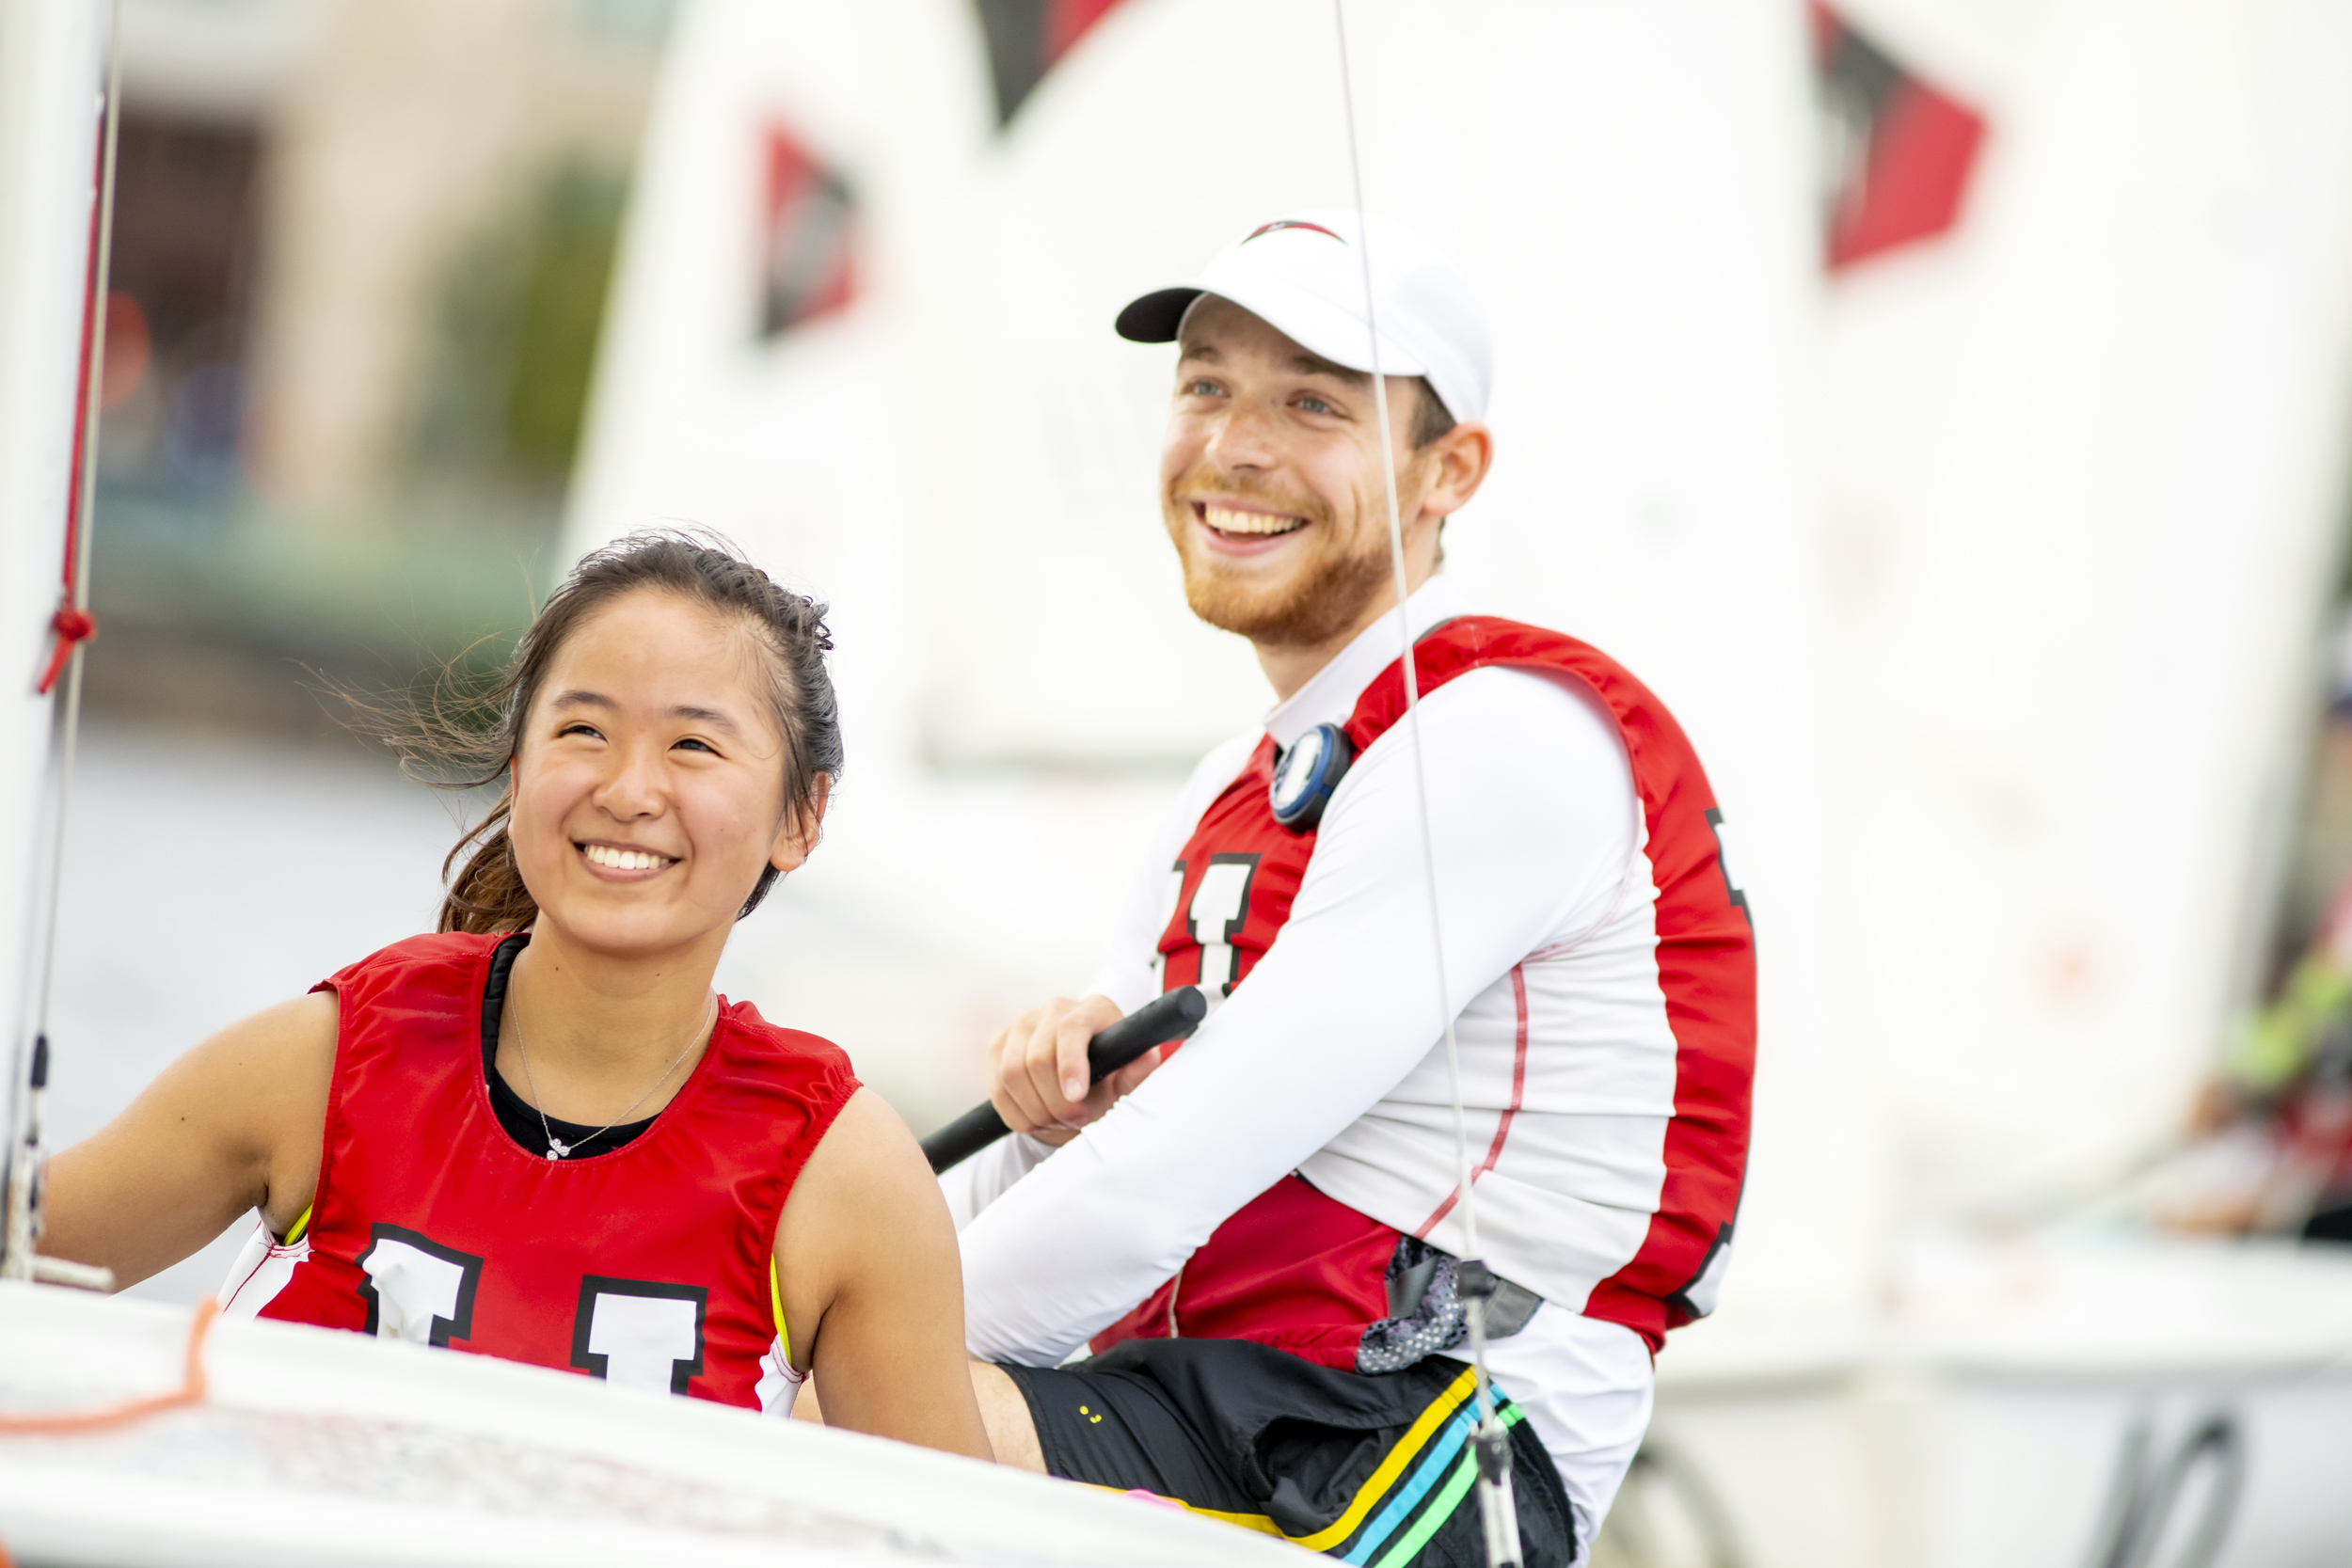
[770,1256,791,1367]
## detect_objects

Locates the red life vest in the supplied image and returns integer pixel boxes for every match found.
[1094,616,1756,1363]
[259,931,859,1408]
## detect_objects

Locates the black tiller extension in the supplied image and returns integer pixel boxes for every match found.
[921,988,1206,1173]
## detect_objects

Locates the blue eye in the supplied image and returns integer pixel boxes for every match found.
[1298,395,1335,416]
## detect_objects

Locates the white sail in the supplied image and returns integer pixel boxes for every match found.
[570,0,1857,1320]
[1820,0,2352,1213]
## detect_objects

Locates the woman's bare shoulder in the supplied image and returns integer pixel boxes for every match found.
[206,991,341,1231]
[194,990,340,1089]
[772,1088,949,1312]
[151,990,341,1198]
[789,1087,932,1210]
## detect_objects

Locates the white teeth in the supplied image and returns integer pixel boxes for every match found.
[584,844,667,871]
[1203,504,1305,536]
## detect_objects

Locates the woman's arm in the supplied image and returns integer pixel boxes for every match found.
[776,1087,993,1460]
[40,991,338,1289]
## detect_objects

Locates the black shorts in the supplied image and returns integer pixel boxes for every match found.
[1001,1338,1577,1567]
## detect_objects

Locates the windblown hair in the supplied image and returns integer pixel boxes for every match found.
[361,531,841,935]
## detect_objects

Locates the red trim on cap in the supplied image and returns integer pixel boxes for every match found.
[1243,219,1344,245]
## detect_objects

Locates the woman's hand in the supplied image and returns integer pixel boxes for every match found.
[774,1088,993,1460]
[982,995,1166,1147]
[40,992,337,1289]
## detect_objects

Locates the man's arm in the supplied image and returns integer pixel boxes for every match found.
[937,1131,1058,1230]
[958,669,1638,1365]
[935,730,1259,1229]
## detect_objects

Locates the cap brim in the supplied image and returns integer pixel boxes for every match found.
[1115,287,1203,343]
[1115,281,1435,396]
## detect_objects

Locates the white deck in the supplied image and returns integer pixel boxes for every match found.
[0,1281,1307,1567]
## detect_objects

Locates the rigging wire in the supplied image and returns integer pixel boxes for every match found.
[1328,6,1521,1564]
[5,0,125,1285]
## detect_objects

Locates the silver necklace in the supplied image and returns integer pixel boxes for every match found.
[508,992,716,1161]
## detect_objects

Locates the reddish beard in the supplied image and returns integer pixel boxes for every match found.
[1162,469,1394,649]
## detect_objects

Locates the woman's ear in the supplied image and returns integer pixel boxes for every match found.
[770,773,833,874]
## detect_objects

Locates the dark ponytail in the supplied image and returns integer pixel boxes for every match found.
[361,531,841,934]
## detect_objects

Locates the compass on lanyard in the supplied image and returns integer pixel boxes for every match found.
[1269,721,1355,832]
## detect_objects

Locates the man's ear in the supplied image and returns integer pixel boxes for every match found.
[770,773,834,875]
[1421,420,1494,521]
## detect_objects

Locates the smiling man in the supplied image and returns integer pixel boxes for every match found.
[943,214,1756,1562]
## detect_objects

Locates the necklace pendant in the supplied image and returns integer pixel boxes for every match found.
[546,1138,569,1160]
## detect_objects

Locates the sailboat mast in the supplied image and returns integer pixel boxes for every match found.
[0,0,115,1281]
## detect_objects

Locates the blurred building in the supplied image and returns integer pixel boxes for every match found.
[87,0,670,733]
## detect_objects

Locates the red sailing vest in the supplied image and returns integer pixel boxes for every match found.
[1093,617,1756,1364]
[260,931,859,1407]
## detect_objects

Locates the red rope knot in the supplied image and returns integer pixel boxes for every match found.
[34,603,98,696]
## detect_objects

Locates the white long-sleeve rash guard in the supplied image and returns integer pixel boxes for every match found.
[945,579,1645,1369]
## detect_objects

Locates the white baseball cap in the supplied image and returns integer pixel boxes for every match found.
[1114,211,1493,425]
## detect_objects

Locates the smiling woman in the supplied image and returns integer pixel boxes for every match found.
[410,535,844,936]
[34,533,993,1461]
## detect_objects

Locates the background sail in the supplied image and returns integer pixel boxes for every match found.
[567,0,1853,1318]
[1820,0,2352,1215]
